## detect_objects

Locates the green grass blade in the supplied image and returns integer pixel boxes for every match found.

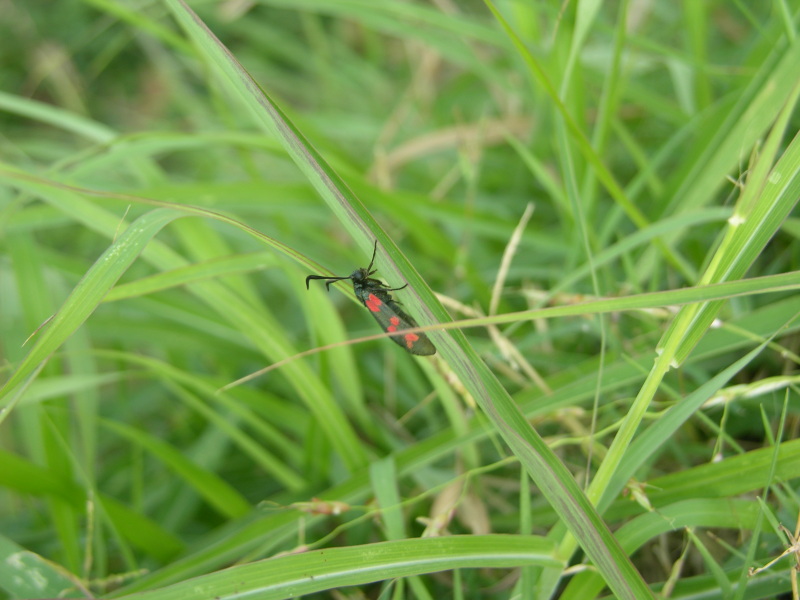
[0,534,84,598]
[120,536,559,600]
[0,207,183,401]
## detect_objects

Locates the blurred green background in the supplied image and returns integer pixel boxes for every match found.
[2,1,800,598]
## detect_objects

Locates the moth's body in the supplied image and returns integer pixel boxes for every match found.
[305,243,436,356]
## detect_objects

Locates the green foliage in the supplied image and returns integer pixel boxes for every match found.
[1,1,799,599]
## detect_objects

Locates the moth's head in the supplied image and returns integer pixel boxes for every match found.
[350,267,370,281]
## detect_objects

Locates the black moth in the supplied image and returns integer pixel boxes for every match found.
[305,241,436,356]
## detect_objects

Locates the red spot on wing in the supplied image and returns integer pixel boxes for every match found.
[366,293,382,312]
[404,333,420,349]
[387,316,400,332]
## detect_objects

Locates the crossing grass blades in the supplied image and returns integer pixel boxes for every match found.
[305,241,436,356]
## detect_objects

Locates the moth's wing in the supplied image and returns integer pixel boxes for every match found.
[362,291,436,356]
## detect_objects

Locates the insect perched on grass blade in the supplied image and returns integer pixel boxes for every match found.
[305,241,436,356]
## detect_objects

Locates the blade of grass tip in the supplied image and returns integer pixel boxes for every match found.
[489,202,534,316]
[0,363,47,426]
[0,208,184,404]
[487,203,549,391]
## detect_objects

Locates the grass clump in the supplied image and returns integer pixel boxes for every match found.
[1,2,799,599]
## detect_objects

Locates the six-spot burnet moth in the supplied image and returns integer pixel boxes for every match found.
[305,241,436,356]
